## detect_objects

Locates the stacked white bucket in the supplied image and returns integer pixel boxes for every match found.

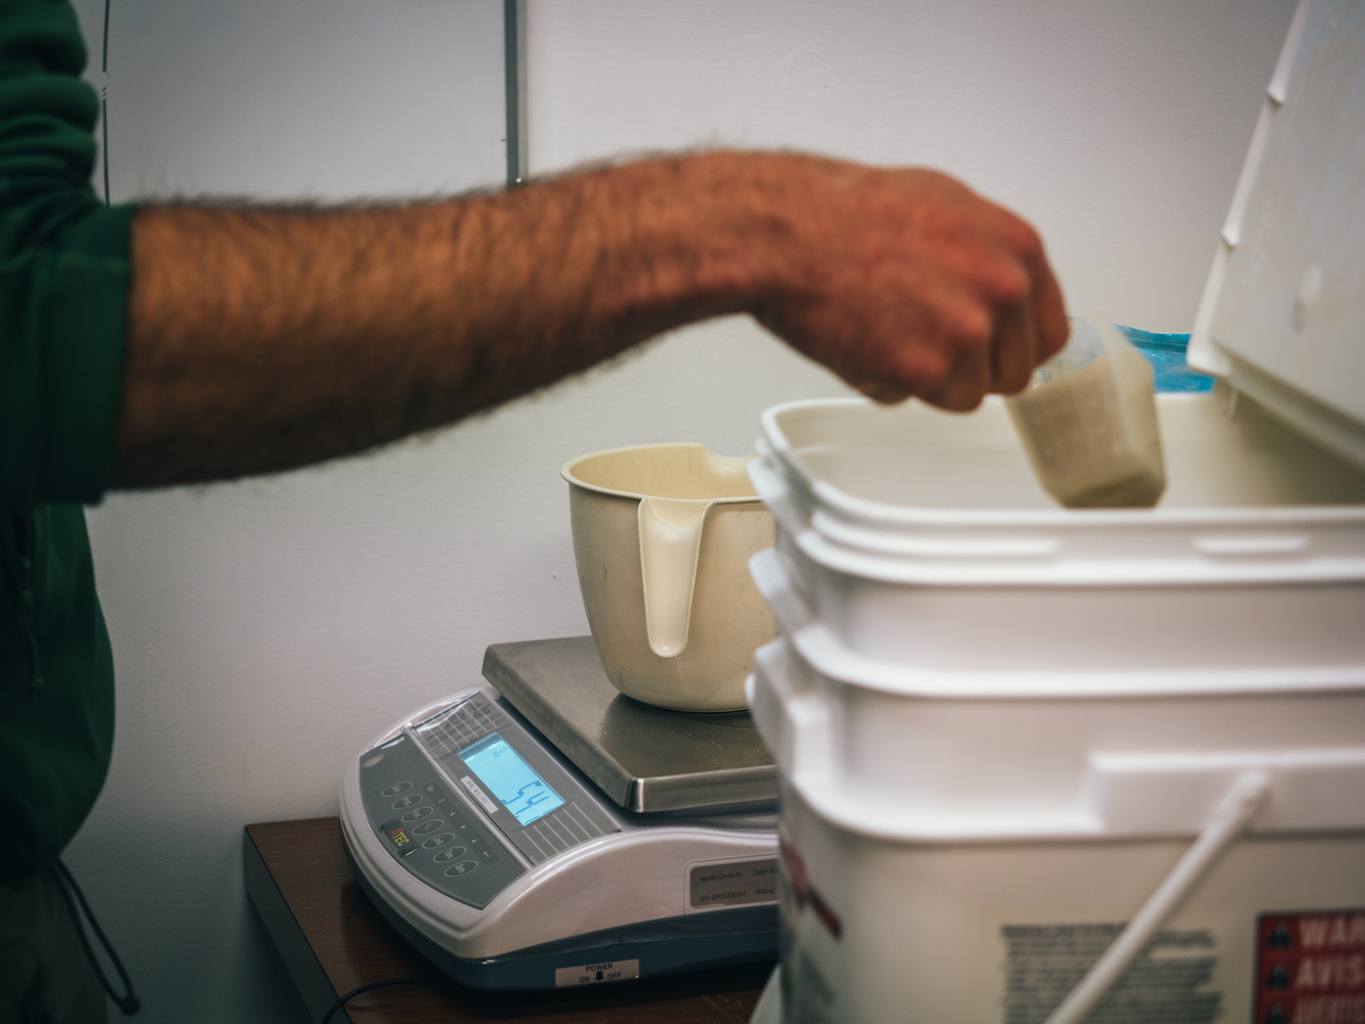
[744,5,1365,1021]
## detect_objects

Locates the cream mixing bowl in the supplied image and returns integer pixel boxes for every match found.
[563,443,775,711]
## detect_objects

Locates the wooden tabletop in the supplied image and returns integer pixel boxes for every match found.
[244,818,772,1023]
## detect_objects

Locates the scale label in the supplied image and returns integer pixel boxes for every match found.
[381,824,419,858]
[688,856,780,910]
[459,775,499,816]
[554,958,640,987]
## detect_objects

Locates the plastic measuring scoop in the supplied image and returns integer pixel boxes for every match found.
[1007,318,1167,508]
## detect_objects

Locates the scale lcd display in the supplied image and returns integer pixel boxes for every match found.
[459,733,565,826]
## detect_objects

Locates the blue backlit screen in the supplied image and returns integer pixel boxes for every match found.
[459,733,565,826]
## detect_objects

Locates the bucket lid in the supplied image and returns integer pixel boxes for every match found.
[1188,0,1365,470]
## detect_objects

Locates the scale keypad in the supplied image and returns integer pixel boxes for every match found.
[358,730,524,909]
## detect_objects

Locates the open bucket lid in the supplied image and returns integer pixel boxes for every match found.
[1188,0,1365,470]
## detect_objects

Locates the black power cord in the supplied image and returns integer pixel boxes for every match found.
[319,977,424,1024]
[52,860,141,1016]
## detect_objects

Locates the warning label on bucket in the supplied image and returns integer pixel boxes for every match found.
[1001,923,1220,1023]
[1255,910,1365,1024]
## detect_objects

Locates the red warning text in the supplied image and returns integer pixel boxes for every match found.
[1257,912,1365,1024]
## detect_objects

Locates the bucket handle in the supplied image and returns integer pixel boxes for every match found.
[1044,771,1270,1024]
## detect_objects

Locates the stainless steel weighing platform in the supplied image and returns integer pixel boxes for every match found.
[481,636,777,814]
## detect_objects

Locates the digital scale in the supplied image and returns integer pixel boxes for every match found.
[339,636,780,991]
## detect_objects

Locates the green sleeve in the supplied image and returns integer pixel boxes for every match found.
[0,0,134,508]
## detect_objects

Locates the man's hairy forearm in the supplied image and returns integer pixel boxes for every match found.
[116,153,797,487]
[116,149,1069,486]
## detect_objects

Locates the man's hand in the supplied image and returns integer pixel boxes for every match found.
[118,151,1067,488]
[750,156,1068,410]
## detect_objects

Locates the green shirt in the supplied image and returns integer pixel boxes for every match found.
[1,0,133,882]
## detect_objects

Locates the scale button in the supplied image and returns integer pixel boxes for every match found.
[390,794,421,809]
[411,819,445,836]
[432,846,468,863]
[443,860,480,877]
[381,782,412,798]
[422,833,457,850]
[401,806,434,823]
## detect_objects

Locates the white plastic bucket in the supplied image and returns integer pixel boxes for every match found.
[748,636,1365,1023]
[745,2,1365,1015]
[750,395,1365,680]
[745,395,1365,1022]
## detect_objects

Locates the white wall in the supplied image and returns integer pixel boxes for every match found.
[529,0,1293,327]
[62,2,1292,1021]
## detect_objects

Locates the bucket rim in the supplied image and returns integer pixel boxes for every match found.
[758,396,1365,527]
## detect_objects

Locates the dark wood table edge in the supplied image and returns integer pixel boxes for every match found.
[244,818,774,1023]
[244,824,350,1024]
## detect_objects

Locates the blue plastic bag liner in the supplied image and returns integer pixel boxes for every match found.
[1116,325,1215,393]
